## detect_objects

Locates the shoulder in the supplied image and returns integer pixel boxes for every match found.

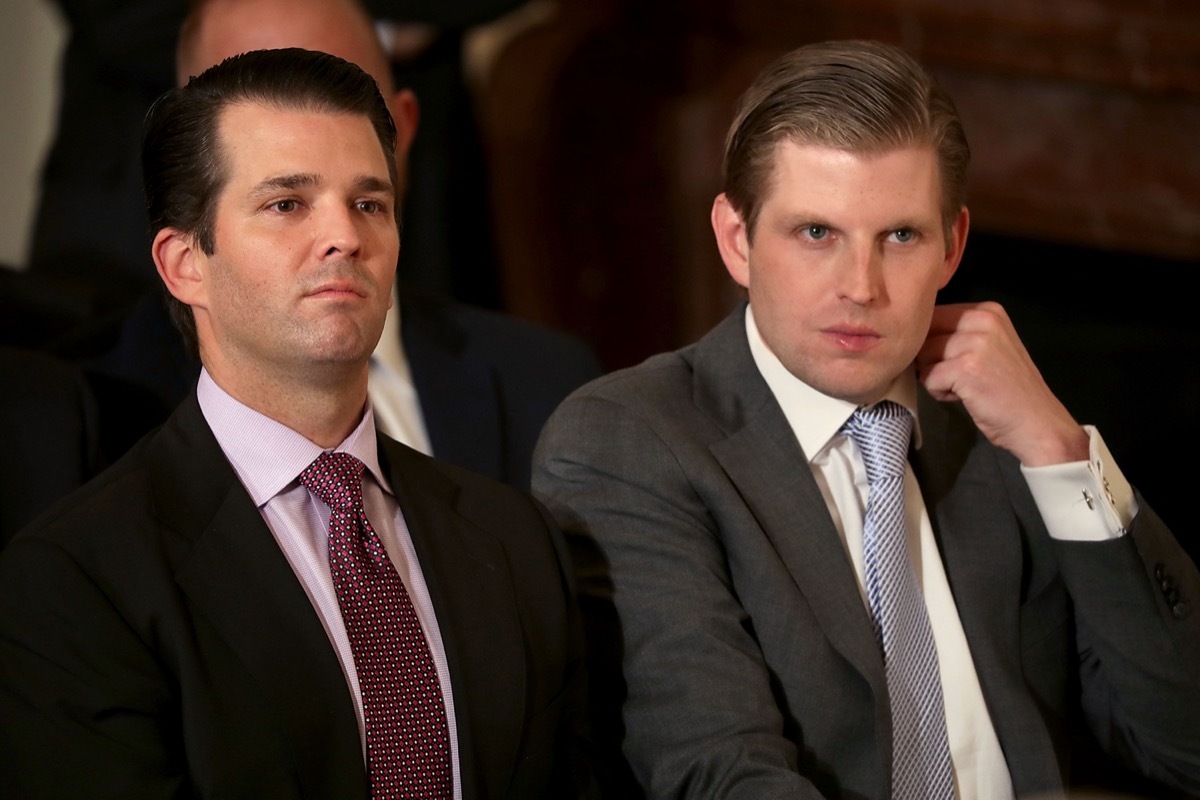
[544,303,757,429]
[564,348,695,408]
[0,425,190,636]
[5,395,225,563]
[539,324,737,459]
[533,345,734,518]
[12,434,158,549]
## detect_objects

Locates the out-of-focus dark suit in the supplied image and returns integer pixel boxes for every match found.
[0,346,100,546]
[400,288,602,489]
[533,306,1200,799]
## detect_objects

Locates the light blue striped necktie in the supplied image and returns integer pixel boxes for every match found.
[842,401,955,800]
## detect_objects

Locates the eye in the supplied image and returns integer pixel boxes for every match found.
[801,224,829,241]
[268,198,299,213]
[356,199,388,215]
[890,228,917,243]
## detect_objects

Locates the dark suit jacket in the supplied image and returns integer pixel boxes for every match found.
[400,288,601,489]
[533,306,1200,799]
[0,392,588,798]
[65,285,599,490]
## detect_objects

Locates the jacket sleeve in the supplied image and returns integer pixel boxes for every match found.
[1050,496,1200,793]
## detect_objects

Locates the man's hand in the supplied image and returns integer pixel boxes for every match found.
[916,302,1089,467]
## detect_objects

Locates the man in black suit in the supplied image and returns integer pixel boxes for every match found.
[0,48,586,798]
[534,40,1200,798]
[58,0,600,491]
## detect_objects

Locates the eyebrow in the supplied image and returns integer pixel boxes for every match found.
[246,173,394,200]
[776,212,834,232]
[248,172,320,198]
[777,212,934,232]
[353,176,395,197]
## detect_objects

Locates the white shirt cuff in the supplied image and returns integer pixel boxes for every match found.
[1020,425,1139,542]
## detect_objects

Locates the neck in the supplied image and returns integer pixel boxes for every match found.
[203,357,369,448]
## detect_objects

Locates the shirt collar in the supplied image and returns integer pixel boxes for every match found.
[371,282,406,377]
[744,305,922,463]
[197,368,392,507]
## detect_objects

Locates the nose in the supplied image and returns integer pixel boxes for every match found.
[837,242,883,305]
[316,204,363,259]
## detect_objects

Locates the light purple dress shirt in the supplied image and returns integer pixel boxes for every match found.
[196,369,461,798]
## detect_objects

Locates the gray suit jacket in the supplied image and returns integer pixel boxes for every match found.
[533,306,1200,799]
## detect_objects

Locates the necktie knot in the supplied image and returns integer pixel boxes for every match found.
[841,401,913,483]
[298,451,365,512]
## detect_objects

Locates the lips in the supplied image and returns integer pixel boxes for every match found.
[304,278,370,299]
[822,325,881,352]
[310,284,363,297]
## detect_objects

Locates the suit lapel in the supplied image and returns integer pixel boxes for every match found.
[150,396,366,798]
[913,390,1022,675]
[400,289,504,482]
[710,411,888,693]
[694,310,889,710]
[380,438,525,799]
[913,392,1063,789]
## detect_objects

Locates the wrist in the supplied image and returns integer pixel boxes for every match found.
[1018,422,1090,467]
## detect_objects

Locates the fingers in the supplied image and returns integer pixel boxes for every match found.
[917,301,1087,465]
[926,301,1013,338]
[917,302,1021,385]
[916,346,961,402]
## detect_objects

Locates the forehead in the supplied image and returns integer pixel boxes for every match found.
[214,101,391,185]
[760,140,943,218]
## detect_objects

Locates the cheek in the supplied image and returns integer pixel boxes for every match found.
[750,251,808,300]
[897,289,940,354]
[208,247,278,308]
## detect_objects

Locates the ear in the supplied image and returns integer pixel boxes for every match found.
[712,193,751,288]
[387,88,419,162]
[153,227,208,310]
[938,206,970,289]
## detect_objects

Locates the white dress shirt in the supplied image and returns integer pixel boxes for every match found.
[197,369,460,798]
[369,284,434,455]
[744,305,1136,799]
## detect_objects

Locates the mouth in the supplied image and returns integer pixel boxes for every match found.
[821,325,882,352]
[304,280,369,300]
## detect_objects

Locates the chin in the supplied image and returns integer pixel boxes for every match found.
[794,361,875,399]
[307,324,377,357]
[315,345,373,365]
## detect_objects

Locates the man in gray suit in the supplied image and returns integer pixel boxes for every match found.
[534,40,1200,799]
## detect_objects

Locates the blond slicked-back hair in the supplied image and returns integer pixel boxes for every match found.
[723,40,969,241]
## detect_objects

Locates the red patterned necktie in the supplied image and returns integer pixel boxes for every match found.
[299,451,452,799]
